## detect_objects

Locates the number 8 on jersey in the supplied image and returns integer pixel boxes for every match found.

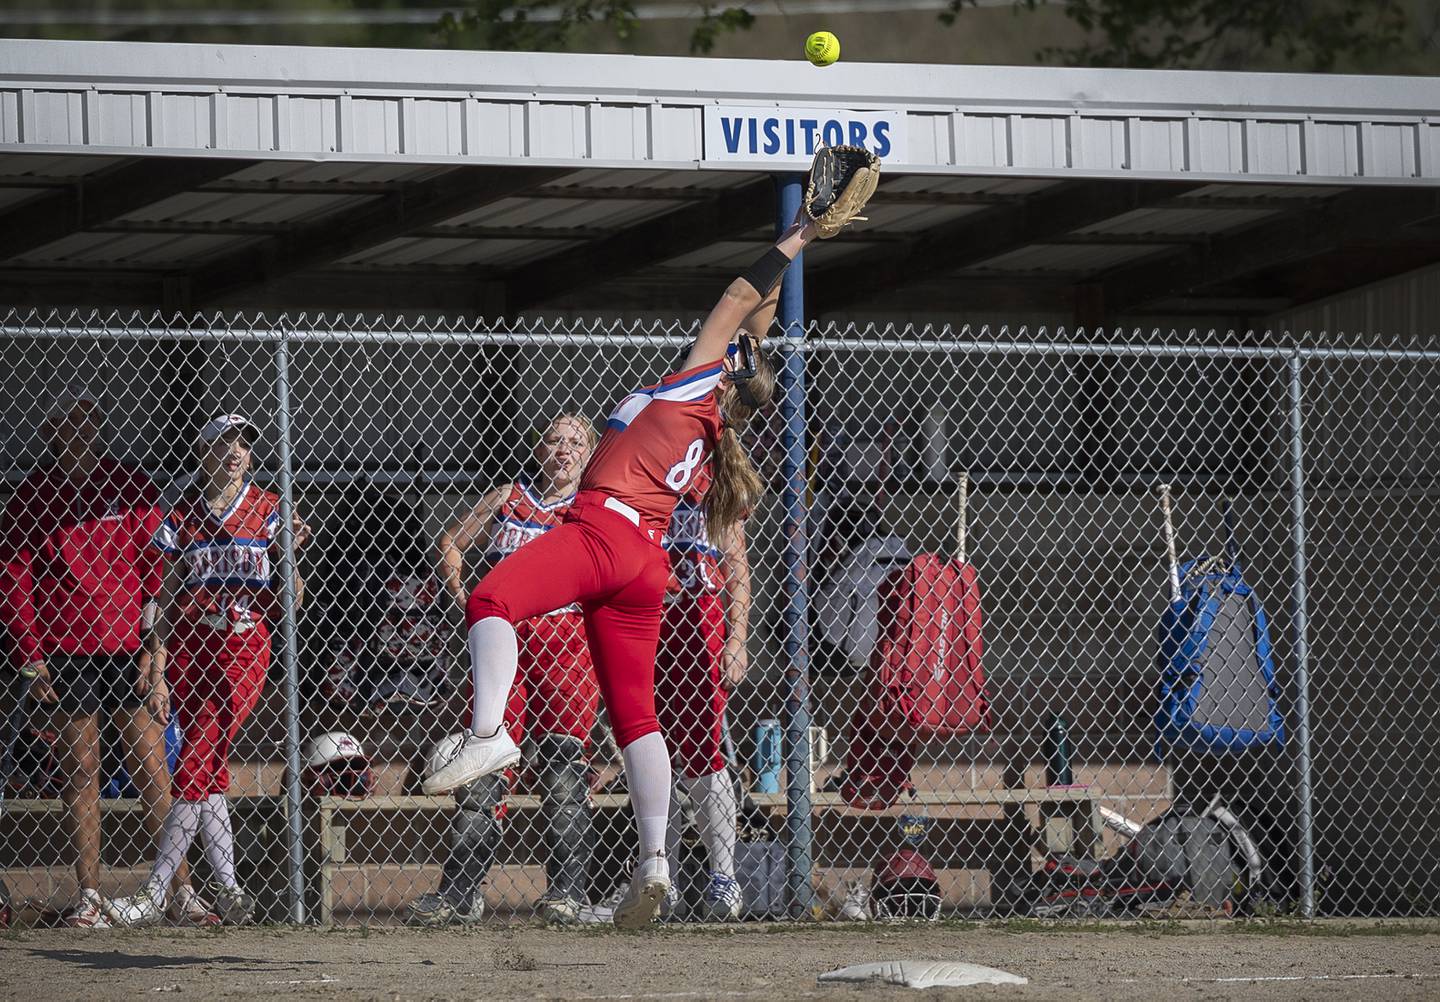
[665,438,707,492]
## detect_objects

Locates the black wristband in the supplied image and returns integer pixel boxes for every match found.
[738,246,791,296]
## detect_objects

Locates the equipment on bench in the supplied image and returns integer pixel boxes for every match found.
[295,731,376,799]
[844,474,990,810]
[1154,487,1285,757]
[1029,797,1265,917]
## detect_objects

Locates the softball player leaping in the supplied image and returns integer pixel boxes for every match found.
[425,148,877,927]
[426,239,815,927]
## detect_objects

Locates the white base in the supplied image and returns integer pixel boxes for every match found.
[818,960,1027,989]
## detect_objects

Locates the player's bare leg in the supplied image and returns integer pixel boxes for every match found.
[55,714,108,927]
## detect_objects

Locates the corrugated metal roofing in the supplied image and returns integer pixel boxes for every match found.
[444,195,681,231]
[0,153,124,178]
[21,230,253,266]
[965,242,1157,275]
[0,145,1433,318]
[339,235,584,269]
[544,168,758,191]
[1078,207,1281,236]
[117,191,370,225]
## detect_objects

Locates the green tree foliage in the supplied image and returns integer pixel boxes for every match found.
[437,0,754,53]
[943,0,1410,70]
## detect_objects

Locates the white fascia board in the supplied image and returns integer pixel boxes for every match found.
[2,38,1439,184]
[2,38,1438,114]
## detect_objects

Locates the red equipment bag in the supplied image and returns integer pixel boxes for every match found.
[843,554,990,809]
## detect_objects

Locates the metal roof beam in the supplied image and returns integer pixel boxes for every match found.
[808,180,1201,313]
[1102,188,1440,313]
[0,156,257,260]
[94,219,616,242]
[187,165,567,306]
[503,177,776,312]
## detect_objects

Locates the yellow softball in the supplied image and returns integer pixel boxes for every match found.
[805,31,840,67]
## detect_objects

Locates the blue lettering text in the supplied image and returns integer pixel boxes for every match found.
[873,120,892,158]
[762,117,781,155]
[721,117,743,154]
[800,119,819,154]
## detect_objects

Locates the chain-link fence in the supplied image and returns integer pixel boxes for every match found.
[1,310,1437,927]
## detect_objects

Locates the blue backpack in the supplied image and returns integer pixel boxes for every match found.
[1155,554,1286,756]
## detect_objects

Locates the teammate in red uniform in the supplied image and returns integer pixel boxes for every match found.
[108,414,310,926]
[407,413,600,926]
[424,214,820,927]
[658,494,751,922]
[0,388,205,927]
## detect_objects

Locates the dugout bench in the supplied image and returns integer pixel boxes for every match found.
[312,785,1104,924]
[0,795,293,921]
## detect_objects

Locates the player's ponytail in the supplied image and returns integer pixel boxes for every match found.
[708,349,777,539]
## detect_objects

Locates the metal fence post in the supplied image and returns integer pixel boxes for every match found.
[1285,350,1318,919]
[272,334,308,924]
[775,175,815,917]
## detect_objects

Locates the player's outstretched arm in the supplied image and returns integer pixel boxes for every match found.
[682,218,816,373]
[739,288,781,345]
[436,486,508,609]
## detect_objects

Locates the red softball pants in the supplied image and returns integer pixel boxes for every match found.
[167,619,270,801]
[467,491,671,749]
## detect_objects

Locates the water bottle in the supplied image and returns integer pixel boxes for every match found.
[1045,712,1074,787]
[753,719,782,794]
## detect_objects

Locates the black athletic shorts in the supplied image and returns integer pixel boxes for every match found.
[45,652,143,716]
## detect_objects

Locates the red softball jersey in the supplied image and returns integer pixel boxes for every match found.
[0,458,163,666]
[580,359,726,534]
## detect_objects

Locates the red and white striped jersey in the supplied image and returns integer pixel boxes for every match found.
[484,477,573,562]
[580,359,725,533]
[152,480,280,623]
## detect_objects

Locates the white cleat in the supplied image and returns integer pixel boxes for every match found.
[422,729,522,795]
[612,854,670,930]
[838,879,872,921]
[104,885,165,928]
[66,889,115,929]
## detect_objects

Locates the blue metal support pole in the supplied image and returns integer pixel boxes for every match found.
[1285,352,1318,919]
[774,174,815,917]
[272,336,309,924]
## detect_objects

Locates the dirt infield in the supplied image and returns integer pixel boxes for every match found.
[2,921,1437,1002]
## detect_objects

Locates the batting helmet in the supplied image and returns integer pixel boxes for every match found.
[870,847,942,921]
[297,731,375,799]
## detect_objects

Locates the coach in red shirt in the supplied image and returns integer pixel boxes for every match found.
[1,389,203,927]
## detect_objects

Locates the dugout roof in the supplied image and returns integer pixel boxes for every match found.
[2,38,1440,321]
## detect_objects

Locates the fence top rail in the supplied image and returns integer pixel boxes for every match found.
[3,312,1440,362]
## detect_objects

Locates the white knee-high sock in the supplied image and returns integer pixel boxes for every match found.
[620,731,672,860]
[681,769,738,878]
[468,616,520,737]
[199,794,239,889]
[148,800,202,902]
